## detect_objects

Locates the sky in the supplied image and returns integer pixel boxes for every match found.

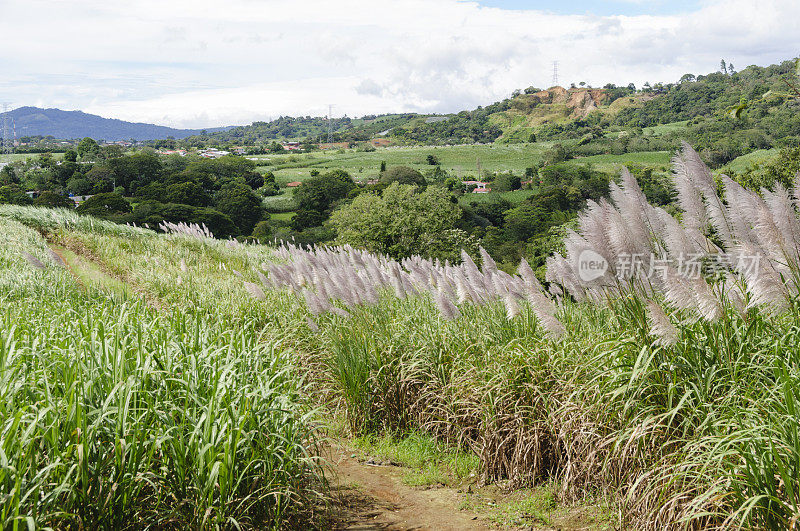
[0,0,798,129]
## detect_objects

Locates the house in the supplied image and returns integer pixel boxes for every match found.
[462,180,492,193]
[198,149,230,159]
[282,142,302,151]
[69,194,93,205]
[462,180,491,193]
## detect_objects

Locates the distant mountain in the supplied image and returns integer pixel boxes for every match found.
[0,107,230,141]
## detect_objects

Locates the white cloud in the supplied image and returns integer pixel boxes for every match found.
[1,0,798,128]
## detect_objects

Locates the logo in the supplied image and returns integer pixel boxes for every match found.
[578,249,608,282]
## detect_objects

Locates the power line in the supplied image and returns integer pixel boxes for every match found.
[1,103,11,154]
[327,104,334,144]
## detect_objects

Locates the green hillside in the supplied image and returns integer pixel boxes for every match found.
[171,57,800,175]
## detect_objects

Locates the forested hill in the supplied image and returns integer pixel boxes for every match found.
[187,57,799,153]
[184,113,433,147]
[0,107,230,142]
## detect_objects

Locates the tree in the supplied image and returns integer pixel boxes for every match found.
[76,137,100,158]
[34,191,74,209]
[0,164,20,185]
[426,154,440,165]
[213,181,265,235]
[63,149,78,163]
[0,184,32,205]
[102,145,125,160]
[183,155,260,189]
[66,176,93,196]
[258,182,280,197]
[542,144,572,166]
[493,173,522,192]
[251,220,272,241]
[165,181,210,207]
[444,176,464,192]
[504,204,549,241]
[679,74,696,84]
[330,182,467,260]
[85,165,115,193]
[292,169,356,229]
[76,193,132,216]
[379,166,426,187]
[107,151,161,193]
[720,59,728,75]
[245,172,264,189]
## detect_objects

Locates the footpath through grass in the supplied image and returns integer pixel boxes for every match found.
[51,244,130,297]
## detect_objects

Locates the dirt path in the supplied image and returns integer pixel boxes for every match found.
[327,443,491,531]
[54,240,491,530]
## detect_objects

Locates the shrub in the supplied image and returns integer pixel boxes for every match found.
[34,191,73,209]
[76,193,131,216]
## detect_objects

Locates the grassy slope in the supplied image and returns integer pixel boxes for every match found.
[7,203,800,528]
[0,206,324,529]
[568,151,672,172]
[720,147,780,174]
[490,90,651,144]
[253,142,563,183]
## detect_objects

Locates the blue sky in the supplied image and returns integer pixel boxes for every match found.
[474,0,704,16]
[1,0,797,128]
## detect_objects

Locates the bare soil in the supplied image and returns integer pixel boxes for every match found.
[326,443,490,531]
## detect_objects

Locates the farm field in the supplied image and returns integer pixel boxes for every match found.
[457,188,538,206]
[255,143,677,215]
[0,152,63,163]
[642,119,691,136]
[253,142,565,183]
[567,150,672,172]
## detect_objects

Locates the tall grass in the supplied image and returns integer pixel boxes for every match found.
[16,143,800,528]
[237,144,800,528]
[0,204,150,237]
[0,217,323,529]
